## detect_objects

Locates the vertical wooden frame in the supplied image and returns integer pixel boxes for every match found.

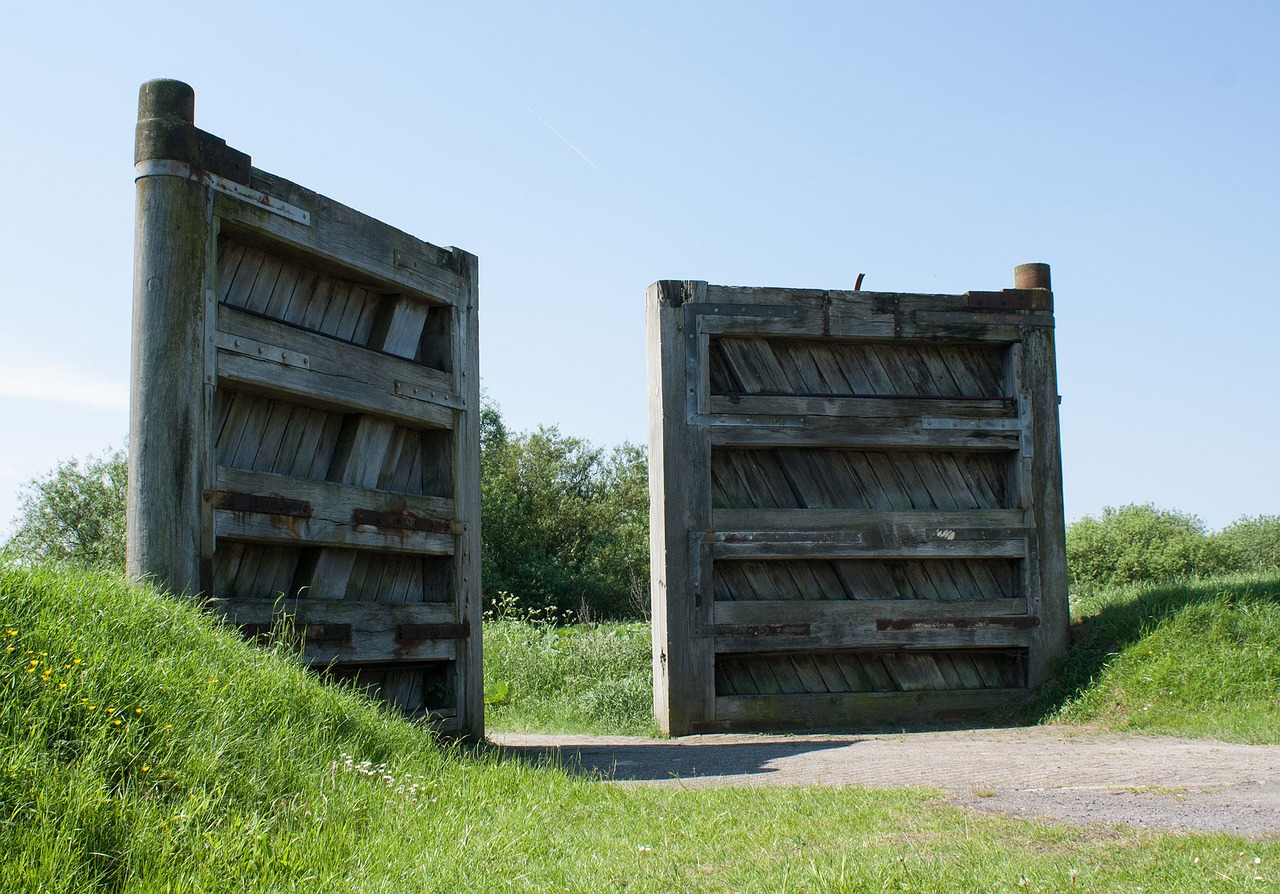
[648,280,713,735]
[129,79,218,598]
[128,79,482,736]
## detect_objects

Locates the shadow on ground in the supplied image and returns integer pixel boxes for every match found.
[488,737,855,782]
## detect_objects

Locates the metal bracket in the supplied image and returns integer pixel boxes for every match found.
[135,159,311,226]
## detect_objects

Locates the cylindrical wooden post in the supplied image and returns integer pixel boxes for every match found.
[1014,262,1051,291]
[127,79,210,595]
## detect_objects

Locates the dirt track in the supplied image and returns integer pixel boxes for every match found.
[491,726,1280,838]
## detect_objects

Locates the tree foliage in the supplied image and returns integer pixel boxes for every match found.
[1063,503,1280,591]
[480,400,648,620]
[6,447,128,569]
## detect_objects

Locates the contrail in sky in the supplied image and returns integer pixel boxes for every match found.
[517,98,598,169]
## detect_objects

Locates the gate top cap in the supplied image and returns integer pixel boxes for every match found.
[135,78,251,184]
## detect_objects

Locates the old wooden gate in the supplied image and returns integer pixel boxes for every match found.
[647,269,1067,734]
[128,79,482,735]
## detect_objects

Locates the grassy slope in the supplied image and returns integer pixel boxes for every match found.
[3,562,1279,892]
[1027,573,1280,743]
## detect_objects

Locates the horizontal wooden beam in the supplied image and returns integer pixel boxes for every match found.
[710,601,1035,652]
[215,466,456,532]
[217,346,454,431]
[694,293,1047,342]
[709,537,1026,561]
[206,598,459,664]
[704,416,1020,451]
[714,598,1028,625]
[214,184,466,306]
[218,305,460,407]
[704,689,1029,730]
[707,512,1026,561]
[214,508,455,555]
[706,394,1015,420]
[713,508,1024,533]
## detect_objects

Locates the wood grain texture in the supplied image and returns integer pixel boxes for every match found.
[128,169,212,596]
[648,281,714,735]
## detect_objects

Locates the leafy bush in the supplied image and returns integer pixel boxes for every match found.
[1064,503,1236,590]
[480,400,648,619]
[1218,515,1280,572]
[6,446,127,569]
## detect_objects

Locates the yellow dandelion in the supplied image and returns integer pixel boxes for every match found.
[5,630,15,636]
[112,720,122,726]
[29,659,38,665]
[135,708,142,714]
[4,647,13,653]
[141,766,150,772]
[58,683,67,689]
[87,705,96,711]
[73,659,80,665]
[165,724,172,729]
[26,668,35,674]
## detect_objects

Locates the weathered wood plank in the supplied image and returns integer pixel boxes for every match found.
[706,689,1026,730]
[1021,307,1070,686]
[710,600,1034,652]
[215,466,454,527]
[207,597,459,665]
[707,394,1016,419]
[216,351,454,430]
[446,247,484,738]
[217,305,459,406]
[648,280,716,735]
[214,509,455,555]
[214,189,465,306]
[713,508,1023,532]
[710,537,1026,561]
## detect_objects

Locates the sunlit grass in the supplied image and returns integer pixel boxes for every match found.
[4,559,1279,892]
[483,618,655,735]
[1029,573,1280,743]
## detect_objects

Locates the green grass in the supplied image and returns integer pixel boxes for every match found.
[482,618,655,735]
[4,560,1280,892]
[1027,572,1280,743]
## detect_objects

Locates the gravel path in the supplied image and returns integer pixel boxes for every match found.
[490,726,1280,838]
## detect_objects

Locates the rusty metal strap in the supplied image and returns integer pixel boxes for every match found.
[211,491,312,518]
[713,623,812,637]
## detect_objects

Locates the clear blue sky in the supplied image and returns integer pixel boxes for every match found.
[1,1,1277,534]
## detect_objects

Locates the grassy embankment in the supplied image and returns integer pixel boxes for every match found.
[4,560,1279,892]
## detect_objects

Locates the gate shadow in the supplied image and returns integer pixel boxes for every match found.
[485,736,856,783]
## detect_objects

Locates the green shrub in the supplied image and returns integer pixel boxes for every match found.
[480,399,648,619]
[6,446,127,569]
[1064,503,1235,590]
[1217,515,1280,572]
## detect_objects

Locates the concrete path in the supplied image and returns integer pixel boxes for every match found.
[490,726,1280,838]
